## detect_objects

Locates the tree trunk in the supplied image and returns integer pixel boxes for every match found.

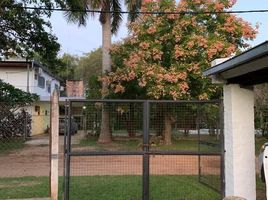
[183,128,189,137]
[162,113,173,145]
[98,12,112,144]
[156,104,164,137]
[126,104,135,137]
[98,106,112,143]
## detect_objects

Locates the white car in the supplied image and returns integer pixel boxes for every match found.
[259,142,268,182]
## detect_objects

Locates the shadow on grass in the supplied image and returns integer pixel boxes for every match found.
[0,138,25,155]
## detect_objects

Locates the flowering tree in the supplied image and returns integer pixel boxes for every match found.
[101,0,257,144]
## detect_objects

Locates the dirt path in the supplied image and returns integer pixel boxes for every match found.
[0,135,62,177]
[0,134,220,177]
[70,155,220,176]
[0,144,51,177]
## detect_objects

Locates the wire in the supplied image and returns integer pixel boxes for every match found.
[5,6,268,15]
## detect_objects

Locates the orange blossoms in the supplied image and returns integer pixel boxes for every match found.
[101,0,257,100]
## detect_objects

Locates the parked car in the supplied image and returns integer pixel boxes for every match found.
[259,142,268,182]
[59,117,78,135]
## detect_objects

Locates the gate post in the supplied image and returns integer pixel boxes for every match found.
[143,100,150,200]
[64,100,72,200]
[224,84,255,199]
[220,100,225,198]
[50,90,59,200]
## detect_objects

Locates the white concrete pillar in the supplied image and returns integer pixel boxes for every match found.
[224,84,256,200]
[50,90,59,200]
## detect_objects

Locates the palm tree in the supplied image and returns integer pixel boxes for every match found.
[65,0,141,143]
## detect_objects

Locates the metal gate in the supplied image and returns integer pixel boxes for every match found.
[63,99,224,200]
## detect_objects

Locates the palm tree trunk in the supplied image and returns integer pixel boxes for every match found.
[98,12,112,143]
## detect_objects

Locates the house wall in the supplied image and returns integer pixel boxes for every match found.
[0,66,35,92]
[33,70,60,97]
[30,102,51,135]
[0,66,60,97]
[0,63,60,136]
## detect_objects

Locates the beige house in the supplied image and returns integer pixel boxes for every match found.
[0,58,61,136]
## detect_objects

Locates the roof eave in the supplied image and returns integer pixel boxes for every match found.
[203,41,268,77]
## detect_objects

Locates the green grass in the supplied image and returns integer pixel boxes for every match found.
[0,176,50,199]
[69,175,220,200]
[1,135,267,199]
[0,176,221,200]
[79,136,99,147]
[78,134,267,155]
[0,139,25,154]
[256,176,266,200]
[0,176,264,200]
[77,136,142,151]
[77,134,220,153]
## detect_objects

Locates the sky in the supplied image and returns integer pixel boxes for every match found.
[49,0,268,56]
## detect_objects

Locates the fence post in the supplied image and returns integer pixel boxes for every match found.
[50,90,59,200]
[23,109,27,141]
[143,100,150,200]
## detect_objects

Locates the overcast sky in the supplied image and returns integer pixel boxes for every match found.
[49,0,268,56]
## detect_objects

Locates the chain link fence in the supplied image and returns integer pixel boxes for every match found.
[0,101,51,199]
[64,100,223,200]
[0,102,30,153]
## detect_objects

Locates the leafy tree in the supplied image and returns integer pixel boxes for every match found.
[75,48,102,82]
[57,53,79,82]
[86,75,102,99]
[101,0,257,144]
[0,79,38,139]
[73,48,102,99]
[53,50,102,96]
[255,84,268,137]
[65,0,142,143]
[0,0,62,67]
[0,79,38,105]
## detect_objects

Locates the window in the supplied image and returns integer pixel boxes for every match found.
[35,106,40,115]
[38,76,45,88]
[54,84,59,92]
[46,80,51,93]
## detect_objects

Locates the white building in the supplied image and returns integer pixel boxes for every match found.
[204,41,268,199]
[0,58,61,135]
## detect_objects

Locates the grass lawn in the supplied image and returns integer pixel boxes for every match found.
[78,136,141,151]
[0,138,25,155]
[0,175,221,200]
[0,135,267,199]
[78,134,268,155]
[69,175,220,200]
[0,176,50,199]
[0,176,265,200]
[256,176,266,200]
[77,134,220,153]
